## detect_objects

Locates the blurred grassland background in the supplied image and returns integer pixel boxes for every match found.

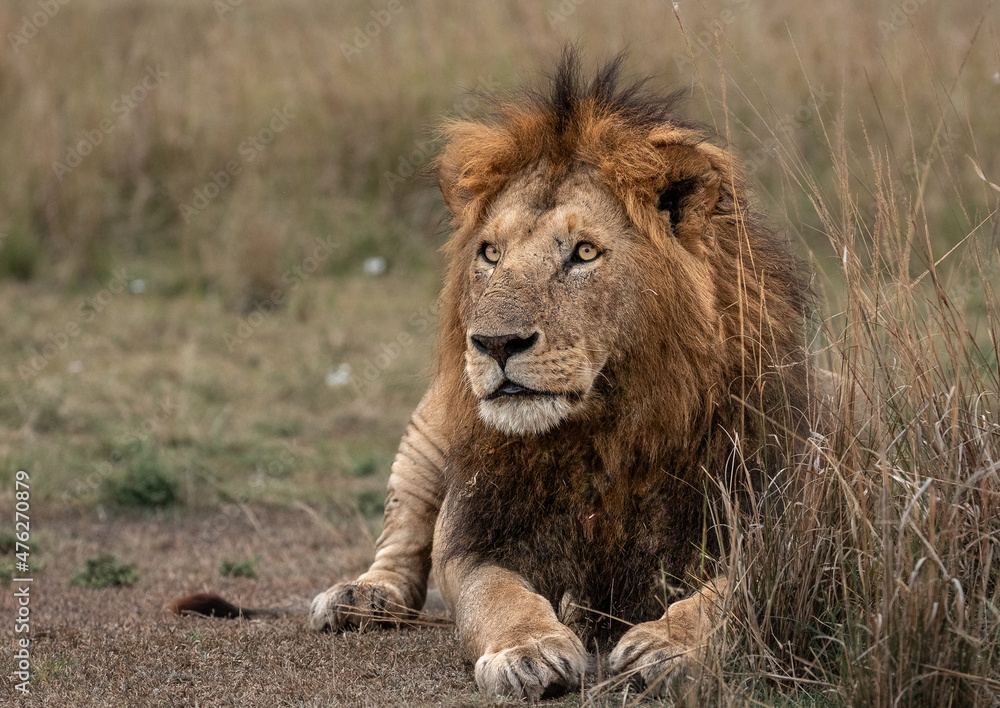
[0,0,996,536]
[0,0,997,537]
[0,0,999,704]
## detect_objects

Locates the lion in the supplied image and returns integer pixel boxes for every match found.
[306,51,842,699]
[175,51,840,700]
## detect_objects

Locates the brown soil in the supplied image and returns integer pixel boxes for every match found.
[0,507,631,707]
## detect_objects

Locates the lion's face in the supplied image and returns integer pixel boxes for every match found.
[460,165,657,436]
[436,76,806,442]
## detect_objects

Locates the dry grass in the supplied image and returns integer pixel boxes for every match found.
[1,0,999,705]
[0,1,996,299]
[640,9,1000,705]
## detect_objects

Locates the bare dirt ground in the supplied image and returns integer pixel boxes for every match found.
[0,506,634,707]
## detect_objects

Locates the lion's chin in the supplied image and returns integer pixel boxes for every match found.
[477,394,575,436]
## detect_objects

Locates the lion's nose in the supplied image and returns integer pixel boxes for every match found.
[470,332,539,369]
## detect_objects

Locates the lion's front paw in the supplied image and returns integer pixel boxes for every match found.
[309,581,410,632]
[608,621,694,696]
[475,630,589,701]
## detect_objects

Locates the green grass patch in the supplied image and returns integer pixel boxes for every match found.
[0,530,16,555]
[350,454,380,478]
[0,219,41,281]
[220,557,258,579]
[33,656,72,684]
[355,489,385,518]
[32,396,65,434]
[0,560,13,587]
[100,444,178,509]
[254,418,304,438]
[71,553,139,589]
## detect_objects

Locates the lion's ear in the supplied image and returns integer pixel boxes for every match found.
[438,145,471,218]
[649,135,731,252]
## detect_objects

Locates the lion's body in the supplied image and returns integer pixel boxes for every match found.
[307,52,837,699]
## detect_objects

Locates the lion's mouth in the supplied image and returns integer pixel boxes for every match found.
[477,379,587,435]
[485,380,582,402]
[486,380,556,400]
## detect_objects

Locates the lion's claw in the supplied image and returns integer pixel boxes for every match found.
[609,623,693,696]
[309,581,410,632]
[475,631,588,701]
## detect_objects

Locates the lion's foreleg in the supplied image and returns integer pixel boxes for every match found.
[439,559,589,701]
[310,390,447,631]
[608,577,728,694]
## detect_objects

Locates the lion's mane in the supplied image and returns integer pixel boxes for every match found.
[432,51,813,642]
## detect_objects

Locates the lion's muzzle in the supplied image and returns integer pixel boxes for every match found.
[466,330,595,436]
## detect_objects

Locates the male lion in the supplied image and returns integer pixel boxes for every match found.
[306,52,838,700]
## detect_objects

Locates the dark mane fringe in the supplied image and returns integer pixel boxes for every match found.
[539,47,698,137]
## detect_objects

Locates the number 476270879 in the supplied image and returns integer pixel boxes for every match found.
[14,470,30,572]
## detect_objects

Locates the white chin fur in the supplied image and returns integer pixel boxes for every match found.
[477,395,573,436]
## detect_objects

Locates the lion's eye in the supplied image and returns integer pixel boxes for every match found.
[572,242,599,263]
[482,244,501,264]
